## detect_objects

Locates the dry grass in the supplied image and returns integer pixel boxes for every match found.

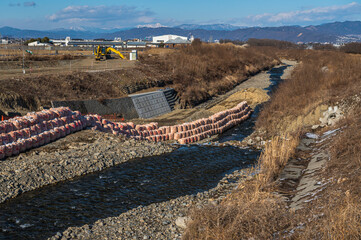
[184,135,299,239]
[257,50,361,136]
[256,134,299,186]
[184,49,361,240]
[140,43,279,108]
[295,107,361,239]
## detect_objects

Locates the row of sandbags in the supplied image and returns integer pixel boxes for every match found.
[0,102,252,160]
[85,101,251,144]
[0,107,87,160]
[147,101,251,144]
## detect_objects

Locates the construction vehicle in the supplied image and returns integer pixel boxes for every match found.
[94,46,125,61]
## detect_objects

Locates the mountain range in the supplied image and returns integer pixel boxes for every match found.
[1,21,361,43]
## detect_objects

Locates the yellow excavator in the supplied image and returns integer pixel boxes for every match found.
[94,46,125,61]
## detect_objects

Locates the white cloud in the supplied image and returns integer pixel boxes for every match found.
[241,2,361,26]
[46,5,155,28]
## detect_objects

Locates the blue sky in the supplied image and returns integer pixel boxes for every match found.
[1,0,361,30]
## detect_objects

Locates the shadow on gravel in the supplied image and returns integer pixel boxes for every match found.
[0,144,260,240]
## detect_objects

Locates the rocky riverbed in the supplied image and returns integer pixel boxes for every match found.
[0,130,174,204]
[49,163,253,240]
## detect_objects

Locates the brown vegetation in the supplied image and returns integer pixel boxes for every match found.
[297,109,361,239]
[140,42,279,107]
[184,135,299,239]
[0,65,170,109]
[340,42,361,54]
[184,49,361,239]
[257,50,361,136]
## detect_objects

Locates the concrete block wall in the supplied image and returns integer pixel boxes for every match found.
[129,91,172,119]
[51,89,176,120]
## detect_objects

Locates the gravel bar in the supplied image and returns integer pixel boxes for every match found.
[0,130,175,204]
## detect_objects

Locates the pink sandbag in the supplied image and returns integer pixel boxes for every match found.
[54,128,61,139]
[102,119,110,125]
[12,142,20,155]
[69,123,76,133]
[25,139,32,149]
[80,118,87,129]
[59,126,66,137]
[38,133,45,146]
[5,144,13,157]
[49,131,57,141]
[4,122,14,133]
[19,140,26,152]
[51,120,59,128]
[64,124,71,135]
[12,121,21,131]
[44,131,52,144]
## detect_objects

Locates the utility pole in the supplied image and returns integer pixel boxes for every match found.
[22,38,25,74]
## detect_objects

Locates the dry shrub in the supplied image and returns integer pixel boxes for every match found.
[302,192,361,240]
[141,43,279,108]
[256,134,299,186]
[183,183,291,240]
[299,108,361,239]
[257,50,361,136]
[184,135,298,239]
[340,42,361,54]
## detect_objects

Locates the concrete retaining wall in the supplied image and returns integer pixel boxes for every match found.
[129,91,171,119]
[51,89,176,120]
[52,98,139,119]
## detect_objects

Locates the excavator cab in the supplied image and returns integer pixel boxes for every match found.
[94,46,125,61]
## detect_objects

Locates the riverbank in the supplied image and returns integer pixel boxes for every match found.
[183,50,361,239]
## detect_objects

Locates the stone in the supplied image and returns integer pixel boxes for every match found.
[311,125,319,130]
[175,217,189,229]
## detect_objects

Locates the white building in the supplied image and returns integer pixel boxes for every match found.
[28,41,52,47]
[0,39,9,44]
[152,35,188,43]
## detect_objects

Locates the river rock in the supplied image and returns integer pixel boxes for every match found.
[175,217,189,229]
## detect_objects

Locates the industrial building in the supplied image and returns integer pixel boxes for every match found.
[27,41,52,47]
[50,37,124,48]
[152,34,188,43]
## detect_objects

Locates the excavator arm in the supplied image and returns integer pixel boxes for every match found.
[106,47,125,59]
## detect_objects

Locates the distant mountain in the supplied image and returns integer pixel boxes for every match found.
[0,26,100,39]
[306,21,361,36]
[105,25,336,43]
[1,21,361,43]
[175,24,241,31]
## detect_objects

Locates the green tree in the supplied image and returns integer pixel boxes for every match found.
[41,37,50,43]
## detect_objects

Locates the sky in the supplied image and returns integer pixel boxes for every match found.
[1,0,361,30]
